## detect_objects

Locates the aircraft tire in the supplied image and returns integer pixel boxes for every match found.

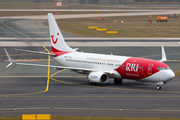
[156,85,161,90]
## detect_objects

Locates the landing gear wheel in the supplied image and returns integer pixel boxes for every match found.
[156,85,161,90]
[114,78,123,84]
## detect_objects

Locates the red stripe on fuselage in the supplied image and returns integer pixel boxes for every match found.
[51,46,61,52]
[115,57,168,80]
[50,46,72,57]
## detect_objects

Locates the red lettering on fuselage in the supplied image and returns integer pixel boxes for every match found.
[115,57,168,80]
[126,63,138,72]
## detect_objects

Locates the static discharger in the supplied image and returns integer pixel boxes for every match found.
[107,31,118,33]
[88,26,98,29]
[97,28,107,31]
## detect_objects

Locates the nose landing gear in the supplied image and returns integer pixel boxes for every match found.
[156,82,163,90]
[156,85,161,90]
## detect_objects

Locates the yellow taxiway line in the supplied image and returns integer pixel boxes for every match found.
[1,45,180,96]
[42,45,50,92]
[50,78,180,94]
[0,46,51,97]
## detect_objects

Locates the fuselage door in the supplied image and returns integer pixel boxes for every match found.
[148,64,153,75]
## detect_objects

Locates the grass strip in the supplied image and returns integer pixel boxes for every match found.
[174,71,180,76]
[43,15,180,37]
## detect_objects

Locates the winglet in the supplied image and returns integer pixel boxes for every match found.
[4,48,14,68]
[159,46,167,62]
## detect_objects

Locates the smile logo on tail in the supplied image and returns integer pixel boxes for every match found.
[51,33,59,44]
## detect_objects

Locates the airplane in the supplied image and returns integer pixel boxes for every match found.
[4,13,175,90]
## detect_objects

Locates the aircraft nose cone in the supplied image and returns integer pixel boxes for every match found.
[165,70,175,80]
[170,70,175,79]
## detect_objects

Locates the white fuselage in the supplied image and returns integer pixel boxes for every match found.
[54,52,129,71]
[53,51,175,83]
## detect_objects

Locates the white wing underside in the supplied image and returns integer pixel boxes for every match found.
[15,62,115,75]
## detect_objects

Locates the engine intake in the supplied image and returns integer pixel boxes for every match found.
[88,72,109,83]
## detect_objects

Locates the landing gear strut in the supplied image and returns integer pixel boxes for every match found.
[114,78,123,84]
[88,80,96,85]
[156,85,161,90]
[156,82,163,90]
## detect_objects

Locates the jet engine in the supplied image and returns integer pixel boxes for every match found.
[88,72,109,83]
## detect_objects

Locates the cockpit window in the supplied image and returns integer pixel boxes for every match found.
[157,67,170,70]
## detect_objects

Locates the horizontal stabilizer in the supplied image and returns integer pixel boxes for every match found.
[4,48,14,68]
[16,49,56,56]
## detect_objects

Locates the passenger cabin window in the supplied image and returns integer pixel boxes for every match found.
[107,63,113,66]
[65,59,106,65]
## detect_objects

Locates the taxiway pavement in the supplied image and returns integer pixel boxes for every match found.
[1,19,180,46]
[0,14,180,118]
[0,46,180,118]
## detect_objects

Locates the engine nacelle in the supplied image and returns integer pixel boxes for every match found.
[88,72,109,83]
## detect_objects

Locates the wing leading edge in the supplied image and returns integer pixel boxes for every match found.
[4,49,116,76]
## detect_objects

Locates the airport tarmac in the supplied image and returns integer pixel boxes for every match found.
[1,18,180,47]
[0,15,180,118]
[0,46,180,118]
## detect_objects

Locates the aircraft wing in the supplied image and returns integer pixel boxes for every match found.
[4,49,116,75]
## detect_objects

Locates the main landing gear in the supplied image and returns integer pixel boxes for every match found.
[114,78,123,84]
[88,80,97,85]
